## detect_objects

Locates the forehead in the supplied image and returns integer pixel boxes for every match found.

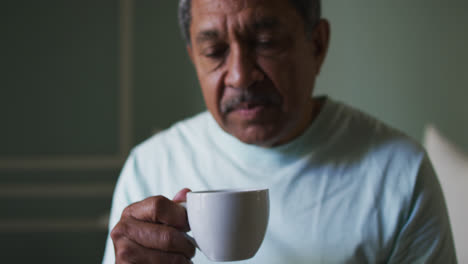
[190,0,297,32]
[192,0,270,13]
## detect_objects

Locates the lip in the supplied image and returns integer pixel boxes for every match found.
[230,104,270,119]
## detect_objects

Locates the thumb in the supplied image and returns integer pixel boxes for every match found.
[173,188,191,203]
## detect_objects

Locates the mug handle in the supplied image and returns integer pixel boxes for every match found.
[179,202,199,249]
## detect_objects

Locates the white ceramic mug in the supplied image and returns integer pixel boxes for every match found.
[185,188,269,262]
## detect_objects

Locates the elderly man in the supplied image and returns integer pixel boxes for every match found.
[103,0,456,263]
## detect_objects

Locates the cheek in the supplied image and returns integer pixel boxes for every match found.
[198,70,225,114]
[258,57,301,110]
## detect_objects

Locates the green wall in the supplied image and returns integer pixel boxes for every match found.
[1,1,121,263]
[1,0,120,156]
[317,1,468,151]
[132,0,204,144]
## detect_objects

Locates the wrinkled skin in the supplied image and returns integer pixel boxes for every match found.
[111,189,195,263]
[187,0,330,146]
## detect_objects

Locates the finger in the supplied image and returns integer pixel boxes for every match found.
[131,218,196,259]
[123,195,189,231]
[114,236,192,264]
[113,217,196,259]
[173,188,191,203]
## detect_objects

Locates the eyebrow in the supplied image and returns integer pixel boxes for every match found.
[194,17,281,44]
[253,17,280,31]
[195,30,220,44]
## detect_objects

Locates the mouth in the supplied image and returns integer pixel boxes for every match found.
[228,101,275,119]
[219,87,283,122]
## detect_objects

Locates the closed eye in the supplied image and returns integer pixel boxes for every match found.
[257,39,275,49]
[203,45,228,59]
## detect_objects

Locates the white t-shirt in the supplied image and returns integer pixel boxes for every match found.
[102,98,456,263]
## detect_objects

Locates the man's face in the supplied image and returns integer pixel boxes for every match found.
[188,0,329,146]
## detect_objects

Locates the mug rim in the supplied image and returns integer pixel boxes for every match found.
[188,188,268,195]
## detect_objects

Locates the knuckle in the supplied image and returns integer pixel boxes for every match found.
[110,223,123,240]
[111,221,130,241]
[115,240,135,262]
[122,204,133,218]
[150,195,167,221]
[153,195,167,209]
[159,228,177,251]
[116,246,133,261]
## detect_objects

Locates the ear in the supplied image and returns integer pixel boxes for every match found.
[186,45,195,65]
[310,19,330,75]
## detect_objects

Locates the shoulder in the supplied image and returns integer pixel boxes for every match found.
[324,99,427,195]
[328,100,425,161]
[133,111,212,156]
[123,111,212,175]
[116,111,213,196]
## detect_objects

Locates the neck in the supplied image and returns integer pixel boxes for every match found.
[272,97,324,147]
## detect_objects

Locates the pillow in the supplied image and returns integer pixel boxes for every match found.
[424,124,468,262]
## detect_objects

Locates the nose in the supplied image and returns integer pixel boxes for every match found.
[224,44,264,89]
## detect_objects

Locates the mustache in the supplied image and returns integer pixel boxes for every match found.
[220,90,282,114]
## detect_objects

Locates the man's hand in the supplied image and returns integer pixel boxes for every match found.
[111,188,195,263]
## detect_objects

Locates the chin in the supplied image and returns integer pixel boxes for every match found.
[230,125,283,147]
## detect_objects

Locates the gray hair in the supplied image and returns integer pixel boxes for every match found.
[178,0,321,45]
